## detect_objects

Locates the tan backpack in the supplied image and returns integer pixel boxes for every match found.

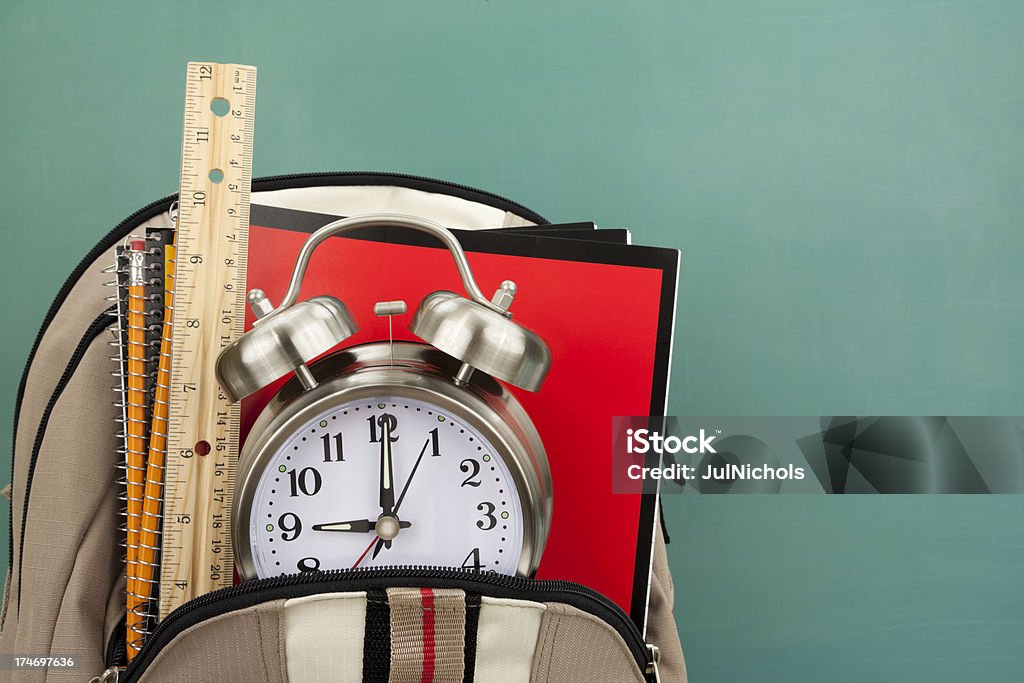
[1,173,685,682]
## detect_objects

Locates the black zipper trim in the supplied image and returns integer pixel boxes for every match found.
[122,567,651,682]
[14,308,115,613]
[106,615,127,669]
[8,172,548,593]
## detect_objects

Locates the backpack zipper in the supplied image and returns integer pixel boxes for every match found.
[105,615,127,670]
[89,667,121,683]
[8,172,549,597]
[120,566,654,682]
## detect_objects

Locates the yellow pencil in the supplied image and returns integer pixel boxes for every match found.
[128,244,175,659]
[124,240,149,653]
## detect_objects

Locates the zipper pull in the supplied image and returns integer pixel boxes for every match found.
[89,666,121,683]
[645,643,662,683]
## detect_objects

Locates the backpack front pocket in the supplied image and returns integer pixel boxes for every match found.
[116,567,658,683]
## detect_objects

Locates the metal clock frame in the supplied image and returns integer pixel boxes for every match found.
[233,341,553,580]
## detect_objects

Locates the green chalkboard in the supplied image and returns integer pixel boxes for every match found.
[2,1,1022,680]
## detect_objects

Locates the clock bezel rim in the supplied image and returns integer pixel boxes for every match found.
[233,341,551,581]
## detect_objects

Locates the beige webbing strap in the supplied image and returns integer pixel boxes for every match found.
[387,587,467,683]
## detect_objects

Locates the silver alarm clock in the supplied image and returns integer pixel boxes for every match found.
[216,214,552,580]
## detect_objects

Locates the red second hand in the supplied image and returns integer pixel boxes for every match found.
[353,536,379,568]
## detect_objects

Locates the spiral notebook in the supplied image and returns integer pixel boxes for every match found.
[108,227,174,657]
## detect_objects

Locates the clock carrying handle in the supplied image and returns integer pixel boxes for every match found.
[258,213,507,323]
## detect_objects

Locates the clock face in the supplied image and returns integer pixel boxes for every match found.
[246,395,524,577]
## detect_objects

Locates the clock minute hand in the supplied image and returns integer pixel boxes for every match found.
[372,437,431,560]
[378,415,396,513]
[377,414,397,547]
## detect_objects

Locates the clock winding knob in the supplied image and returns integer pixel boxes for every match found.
[490,280,517,312]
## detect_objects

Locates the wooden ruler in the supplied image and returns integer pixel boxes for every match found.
[160,62,256,619]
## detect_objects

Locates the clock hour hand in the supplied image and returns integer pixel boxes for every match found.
[313,519,411,533]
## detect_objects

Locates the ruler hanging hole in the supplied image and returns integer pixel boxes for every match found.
[194,440,211,457]
[208,168,224,184]
[210,97,230,117]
